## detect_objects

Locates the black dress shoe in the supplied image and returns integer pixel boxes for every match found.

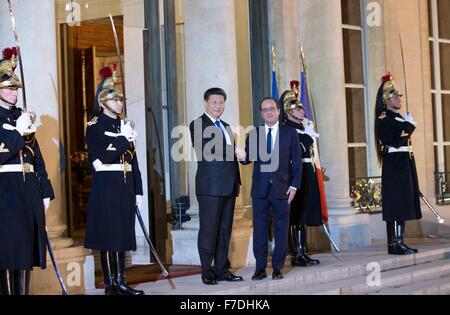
[272,269,283,280]
[202,276,218,285]
[251,269,267,281]
[218,273,244,282]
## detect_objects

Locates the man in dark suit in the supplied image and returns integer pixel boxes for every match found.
[237,97,301,280]
[189,88,243,285]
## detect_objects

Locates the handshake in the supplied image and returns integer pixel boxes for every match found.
[2,112,38,136]
[235,147,246,161]
[104,120,138,142]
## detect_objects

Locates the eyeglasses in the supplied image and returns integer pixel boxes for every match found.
[261,107,277,113]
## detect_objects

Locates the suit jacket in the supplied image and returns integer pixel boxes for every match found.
[242,124,302,200]
[189,113,241,197]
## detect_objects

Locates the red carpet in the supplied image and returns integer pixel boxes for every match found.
[96,265,202,288]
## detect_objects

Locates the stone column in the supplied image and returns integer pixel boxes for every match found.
[121,0,151,265]
[171,0,254,267]
[0,0,88,294]
[299,0,371,250]
[268,0,301,92]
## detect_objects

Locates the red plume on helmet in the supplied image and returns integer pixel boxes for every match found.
[381,72,392,85]
[290,80,300,98]
[2,47,17,60]
[290,80,300,89]
[99,67,113,79]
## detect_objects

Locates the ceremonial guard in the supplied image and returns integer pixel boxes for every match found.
[280,81,322,267]
[0,47,54,295]
[84,66,144,295]
[375,73,422,255]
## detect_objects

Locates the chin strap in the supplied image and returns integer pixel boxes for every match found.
[101,103,122,116]
[0,96,15,108]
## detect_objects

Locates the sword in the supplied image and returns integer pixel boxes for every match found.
[6,0,27,111]
[108,15,166,276]
[399,34,409,113]
[419,192,445,224]
[399,35,441,224]
[322,224,340,252]
[109,14,127,117]
[135,207,169,277]
[46,231,69,295]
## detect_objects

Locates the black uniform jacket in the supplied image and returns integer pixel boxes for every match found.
[0,106,54,270]
[84,113,143,252]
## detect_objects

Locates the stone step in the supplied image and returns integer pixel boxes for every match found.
[84,242,450,295]
[208,244,450,295]
[372,274,450,295]
[276,259,450,295]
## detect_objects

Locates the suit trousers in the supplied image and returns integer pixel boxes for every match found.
[252,184,290,271]
[197,195,236,279]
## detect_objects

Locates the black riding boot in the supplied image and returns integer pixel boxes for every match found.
[300,226,320,265]
[291,225,312,267]
[398,221,418,253]
[100,251,120,295]
[14,270,30,295]
[112,252,144,295]
[0,270,15,295]
[288,224,298,257]
[387,222,414,255]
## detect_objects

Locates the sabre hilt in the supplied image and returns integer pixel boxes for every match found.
[123,118,135,130]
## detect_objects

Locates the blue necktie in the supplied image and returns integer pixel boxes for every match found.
[215,120,225,137]
[267,128,273,154]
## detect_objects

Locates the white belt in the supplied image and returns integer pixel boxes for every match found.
[303,158,313,163]
[388,146,409,154]
[95,163,132,173]
[0,163,34,173]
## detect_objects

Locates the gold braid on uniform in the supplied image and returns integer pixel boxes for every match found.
[24,134,36,145]
[125,149,135,160]
[24,145,35,158]
[309,146,316,172]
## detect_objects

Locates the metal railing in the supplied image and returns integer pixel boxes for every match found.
[436,172,450,205]
[350,177,382,214]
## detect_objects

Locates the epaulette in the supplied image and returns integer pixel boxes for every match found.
[378,111,387,120]
[87,117,98,126]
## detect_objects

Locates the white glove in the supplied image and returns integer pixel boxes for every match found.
[120,120,138,142]
[43,198,50,212]
[136,195,143,208]
[2,113,36,136]
[304,121,320,139]
[235,148,246,161]
[104,121,138,143]
[404,112,417,126]
[92,159,102,172]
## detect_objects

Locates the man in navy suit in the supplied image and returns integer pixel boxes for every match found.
[238,97,302,280]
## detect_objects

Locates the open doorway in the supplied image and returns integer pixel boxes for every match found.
[59,16,124,244]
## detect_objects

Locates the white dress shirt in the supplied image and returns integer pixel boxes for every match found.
[264,122,279,151]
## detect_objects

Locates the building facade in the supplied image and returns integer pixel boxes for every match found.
[0,0,448,294]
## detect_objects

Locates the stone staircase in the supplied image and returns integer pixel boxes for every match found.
[87,240,450,295]
[210,242,450,295]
